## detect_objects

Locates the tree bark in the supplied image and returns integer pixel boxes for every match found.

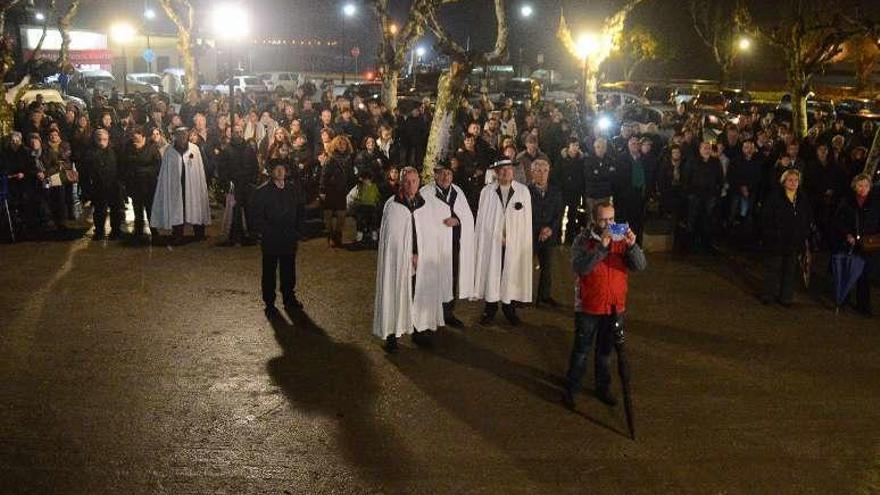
[158,0,199,94]
[422,60,470,181]
[583,64,599,115]
[790,78,809,139]
[56,0,81,69]
[381,68,398,112]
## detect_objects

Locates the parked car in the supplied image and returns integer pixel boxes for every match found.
[93,77,156,96]
[693,90,729,111]
[126,73,162,92]
[259,71,301,92]
[68,69,115,99]
[597,90,648,110]
[343,81,382,101]
[500,77,542,106]
[643,85,677,104]
[215,75,267,94]
[672,86,698,106]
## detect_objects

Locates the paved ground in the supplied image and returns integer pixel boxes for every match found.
[1,220,879,494]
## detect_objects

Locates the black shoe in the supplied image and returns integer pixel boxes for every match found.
[284,296,304,311]
[856,306,874,318]
[541,297,559,308]
[561,391,576,411]
[596,388,617,407]
[411,330,434,348]
[384,335,398,354]
[264,305,280,317]
[479,312,494,325]
[502,308,520,326]
[240,237,257,247]
[777,299,793,308]
[445,314,464,328]
[92,232,105,241]
[217,239,237,247]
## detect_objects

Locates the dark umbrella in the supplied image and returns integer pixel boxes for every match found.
[831,251,865,307]
[612,308,635,440]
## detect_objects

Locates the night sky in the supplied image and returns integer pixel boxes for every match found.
[62,0,880,84]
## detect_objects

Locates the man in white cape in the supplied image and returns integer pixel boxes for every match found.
[473,159,533,325]
[419,161,475,328]
[151,127,212,244]
[373,167,448,353]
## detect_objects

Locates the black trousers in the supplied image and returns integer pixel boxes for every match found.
[762,254,798,303]
[262,251,297,307]
[130,178,157,235]
[535,240,554,301]
[92,195,123,235]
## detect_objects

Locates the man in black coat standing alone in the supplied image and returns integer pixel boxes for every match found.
[251,161,305,315]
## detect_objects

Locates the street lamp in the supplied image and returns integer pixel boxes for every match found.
[341,3,357,83]
[517,4,534,77]
[389,23,398,36]
[576,32,602,114]
[34,11,45,21]
[143,5,156,72]
[212,3,250,126]
[737,36,752,90]
[111,22,136,95]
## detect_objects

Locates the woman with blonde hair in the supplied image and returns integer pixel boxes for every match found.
[832,173,879,315]
[760,168,813,307]
[320,135,355,247]
[260,127,293,174]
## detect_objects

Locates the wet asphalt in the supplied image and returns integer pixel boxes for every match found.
[1,221,878,494]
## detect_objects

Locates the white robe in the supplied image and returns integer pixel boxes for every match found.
[420,183,476,302]
[373,196,447,339]
[473,180,533,304]
[150,143,212,230]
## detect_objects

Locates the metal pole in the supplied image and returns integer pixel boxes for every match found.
[122,44,129,95]
[228,46,235,126]
[341,16,346,84]
[147,33,152,73]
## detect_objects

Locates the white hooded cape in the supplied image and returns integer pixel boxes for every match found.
[420,183,476,302]
[472,180,533,304]
[373,195,447,339]
[151,143,212,230]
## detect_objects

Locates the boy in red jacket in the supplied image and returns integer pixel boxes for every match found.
[562,201,647,411]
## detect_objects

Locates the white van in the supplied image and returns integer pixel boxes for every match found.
[258,71,301,92]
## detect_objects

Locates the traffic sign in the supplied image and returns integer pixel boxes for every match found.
[142,48,155,64]
[351,46,360,58]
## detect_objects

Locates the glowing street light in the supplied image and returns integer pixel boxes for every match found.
[34,12,45,21]
[520,5,533,18]
[415,46,426,58]
[575,32,601,61]
[110,22,136,94]
[389,23,398,35]
[144,8,156,20]
[738,37,752,52]
[212,4,251,124]
[342,3,356,17]
[737,36,752,90]
[212,4,250,41]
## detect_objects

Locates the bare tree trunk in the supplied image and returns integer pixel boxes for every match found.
[158,0,199,94]
[582,62,599,115]
[422,61,469,182]
[790,80,809,139]
[719,63,731,88]
[57,0,81,69]
[381,69,398,112]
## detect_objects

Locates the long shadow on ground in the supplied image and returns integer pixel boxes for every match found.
[266,309,416,492]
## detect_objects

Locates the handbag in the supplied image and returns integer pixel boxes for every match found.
[862,233,880,252]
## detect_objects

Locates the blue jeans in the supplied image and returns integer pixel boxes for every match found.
[564,312,617,395]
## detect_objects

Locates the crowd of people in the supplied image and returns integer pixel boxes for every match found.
[0,81,877,315]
